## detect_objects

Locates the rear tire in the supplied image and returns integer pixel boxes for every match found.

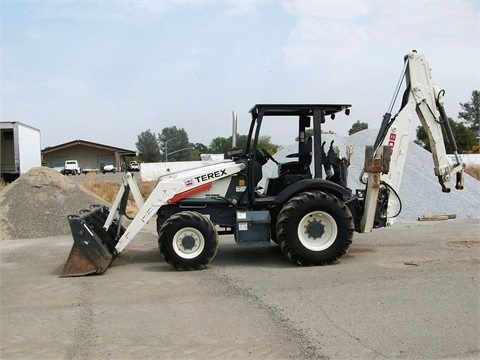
[158,211,218,270]
[276,191,354,266]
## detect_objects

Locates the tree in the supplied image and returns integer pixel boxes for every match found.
[458,90,480,136]
[209,137,231,156]
[209,134,279,158]
[158,126,193,162]
[257,135,279,155]
[193,142,209,154]
[348,120,368,135]
[233,134,248,152]
[415,118,477,153]
[135,129,161,162]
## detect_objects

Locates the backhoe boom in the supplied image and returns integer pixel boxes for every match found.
[361,51,465,231]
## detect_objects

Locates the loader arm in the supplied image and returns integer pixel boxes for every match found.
[360,51,465,232]
[114,161,246,253]
[61,160,245,276]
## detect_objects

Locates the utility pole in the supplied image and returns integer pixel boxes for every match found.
[164,137,177,162]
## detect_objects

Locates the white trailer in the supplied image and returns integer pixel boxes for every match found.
[0,122,41,181]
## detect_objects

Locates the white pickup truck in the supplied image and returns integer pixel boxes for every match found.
[100,163,116,174]
[128,161,140,171]
[63,160,80,175]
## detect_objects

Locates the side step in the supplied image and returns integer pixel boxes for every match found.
[60,205,125,277]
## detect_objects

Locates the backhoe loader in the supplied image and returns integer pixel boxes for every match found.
[61,50,465,277]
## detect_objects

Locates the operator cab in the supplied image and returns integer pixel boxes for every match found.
[244,104,351,203]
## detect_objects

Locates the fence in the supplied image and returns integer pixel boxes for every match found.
[448,154,480,165]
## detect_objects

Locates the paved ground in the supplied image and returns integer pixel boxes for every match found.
[1,218,479,359]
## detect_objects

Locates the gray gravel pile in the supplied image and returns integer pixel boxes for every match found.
[263,129,480,221]
[0,167,108,240]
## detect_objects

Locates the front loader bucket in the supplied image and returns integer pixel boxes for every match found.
[60,205,125,277]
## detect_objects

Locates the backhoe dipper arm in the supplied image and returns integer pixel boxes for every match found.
[363,51,465,228]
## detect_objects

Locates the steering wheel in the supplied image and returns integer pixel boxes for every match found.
[259,148,279,165]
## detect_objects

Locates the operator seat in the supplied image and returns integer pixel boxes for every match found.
[278,136,313,176]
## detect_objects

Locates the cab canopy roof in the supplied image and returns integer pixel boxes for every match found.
[249,104,351,118]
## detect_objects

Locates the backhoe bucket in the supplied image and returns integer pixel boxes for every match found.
[60,205,125,277]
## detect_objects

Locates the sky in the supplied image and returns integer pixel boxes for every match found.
[2,0,479,151]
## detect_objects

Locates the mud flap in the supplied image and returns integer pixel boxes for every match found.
[60,205,125,277]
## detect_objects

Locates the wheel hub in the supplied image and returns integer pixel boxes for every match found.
[181,235,196,250]
[173,227,205,259]
[305,220,325,238]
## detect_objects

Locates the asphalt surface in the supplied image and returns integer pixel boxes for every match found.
[1,218,479,359]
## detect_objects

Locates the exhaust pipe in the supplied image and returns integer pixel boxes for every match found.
[60,205,124,277]
[232,110,237,148]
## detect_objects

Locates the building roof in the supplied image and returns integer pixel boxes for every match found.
[41,139,136,156]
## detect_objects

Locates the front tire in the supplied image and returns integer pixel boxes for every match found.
[158,211,218,270]
[276,191,354,266]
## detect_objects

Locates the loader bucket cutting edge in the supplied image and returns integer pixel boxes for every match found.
[60,205,125,278]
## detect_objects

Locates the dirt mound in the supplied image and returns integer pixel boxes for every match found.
[0,167,109,240]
